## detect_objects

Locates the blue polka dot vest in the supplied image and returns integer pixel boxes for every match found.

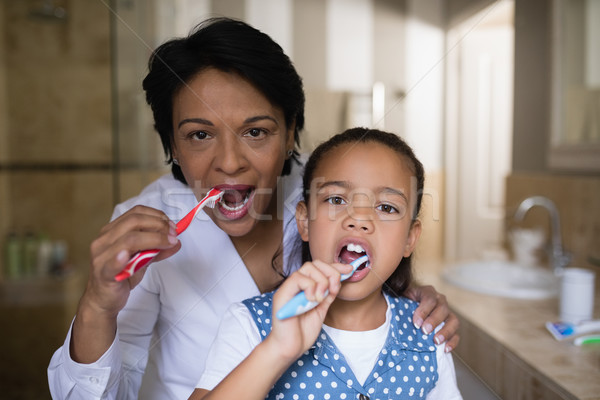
[242,292,438,400]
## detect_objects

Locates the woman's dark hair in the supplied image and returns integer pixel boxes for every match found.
[301,127,425,297]
[142,17,305,184]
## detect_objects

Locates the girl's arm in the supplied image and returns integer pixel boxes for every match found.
[189,260,352,400]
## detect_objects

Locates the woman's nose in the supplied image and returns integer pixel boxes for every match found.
[214,132,248,175]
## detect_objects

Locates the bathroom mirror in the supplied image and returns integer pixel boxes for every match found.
[549,0,600,172]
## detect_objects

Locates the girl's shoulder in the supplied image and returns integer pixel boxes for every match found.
[241,292,275,340]
[385,294,437,352]
[386,293,420,314]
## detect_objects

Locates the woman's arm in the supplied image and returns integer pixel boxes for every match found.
[71,205,180,363]
[48,204,180,399]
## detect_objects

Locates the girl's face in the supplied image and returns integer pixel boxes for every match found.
[172,68,295,237]
[296,141,421,301]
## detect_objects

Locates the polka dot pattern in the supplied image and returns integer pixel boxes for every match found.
[242,292,438,399]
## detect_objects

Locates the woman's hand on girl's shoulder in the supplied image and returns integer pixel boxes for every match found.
[405,285,460,352]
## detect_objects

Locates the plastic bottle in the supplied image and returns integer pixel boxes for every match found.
[4,232,22,280]
[36,234,53,277]
[22,231,39,277]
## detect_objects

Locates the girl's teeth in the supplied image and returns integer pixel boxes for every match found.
[347,243,365,253]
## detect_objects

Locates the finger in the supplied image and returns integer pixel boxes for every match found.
[94,207,176,256]
[433,312,460,347]
[274,268,320,307]
[99,205,171,235]
[444,333,460,353]
[93,230,180,282]
[310,260,349,292]
[419,299,450,336]
[295,262,333,301]
[409,285,445,332]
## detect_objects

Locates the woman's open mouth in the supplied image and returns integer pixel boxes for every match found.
[215,186,255,220]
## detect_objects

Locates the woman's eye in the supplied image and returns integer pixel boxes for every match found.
[245,128,265,138]
[190,131,210,140]
[327,196,346,206]
[377,203,399,214]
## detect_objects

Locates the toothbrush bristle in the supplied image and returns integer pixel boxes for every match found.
[206,192,224,208]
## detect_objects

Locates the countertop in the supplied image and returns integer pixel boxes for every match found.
[417,262,600,400]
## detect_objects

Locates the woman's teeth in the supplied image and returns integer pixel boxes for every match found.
[220,192,250,211]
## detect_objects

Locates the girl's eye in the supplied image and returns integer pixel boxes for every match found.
[244,128,266,138]
[377,203,399,214]
[326,196,346,206]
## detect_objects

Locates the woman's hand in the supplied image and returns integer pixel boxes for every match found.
[71,205,181,363]
[267,260,352,362]
[405,285,460,352]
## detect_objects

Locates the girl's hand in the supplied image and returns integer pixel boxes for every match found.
[405,285,460,352]
[267,260,352,362]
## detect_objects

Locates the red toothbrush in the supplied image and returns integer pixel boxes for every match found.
[114,188,223,281]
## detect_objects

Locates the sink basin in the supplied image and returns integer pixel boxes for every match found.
[442,260,559,299]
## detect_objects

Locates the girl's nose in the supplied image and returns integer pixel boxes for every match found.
[343,206,374,233]
[214,132,248,175]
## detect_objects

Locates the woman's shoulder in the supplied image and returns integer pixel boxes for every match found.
[112,174,194,220]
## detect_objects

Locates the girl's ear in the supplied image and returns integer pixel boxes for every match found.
[295,201,309,242]
[403,219,422,257]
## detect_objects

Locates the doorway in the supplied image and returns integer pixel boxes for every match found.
[445,1,515,262]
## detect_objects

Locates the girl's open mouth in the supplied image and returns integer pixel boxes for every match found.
[338,243,369,271]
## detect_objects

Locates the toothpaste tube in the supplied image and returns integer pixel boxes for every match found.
[545,320,600,341]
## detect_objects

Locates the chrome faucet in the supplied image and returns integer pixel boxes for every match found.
[513,196,570,275]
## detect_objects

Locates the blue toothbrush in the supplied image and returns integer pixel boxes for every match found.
[276,255,369,320]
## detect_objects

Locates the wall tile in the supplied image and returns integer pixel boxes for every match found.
[4,0,111,164]
[7,170,114,273]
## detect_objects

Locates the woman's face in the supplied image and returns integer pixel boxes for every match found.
[171,68,295,237]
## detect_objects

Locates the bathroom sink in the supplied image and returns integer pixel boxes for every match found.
[442,260,559,299]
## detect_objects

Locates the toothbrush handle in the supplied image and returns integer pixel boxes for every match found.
[113,188,223,282]
[276,255,369,320]
[114,249,160,282]
[276,289,330,320]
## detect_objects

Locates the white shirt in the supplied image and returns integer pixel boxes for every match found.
[47,162,304,400]
[198,298,462,400]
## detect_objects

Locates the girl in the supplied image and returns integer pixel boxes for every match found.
[190,128,462,399]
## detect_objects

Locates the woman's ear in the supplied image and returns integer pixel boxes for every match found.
[171,142,178,163]
[403,219,422,257]
[295,201,309,242]
[286,122,296,155]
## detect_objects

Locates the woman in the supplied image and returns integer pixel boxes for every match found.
[48,18,459,399]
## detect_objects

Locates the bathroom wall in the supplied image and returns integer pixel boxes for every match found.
[0,0,9,280]
[0,1,114,397]
[0,0,114,274]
